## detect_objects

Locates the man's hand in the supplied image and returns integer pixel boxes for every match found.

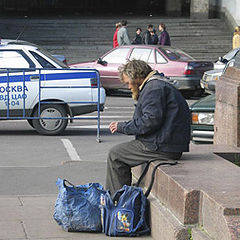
[109,121,118,133]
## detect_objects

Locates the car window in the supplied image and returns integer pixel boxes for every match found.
[148,50,155,64]
[37,47,68,68]
[129,48,154,63]
[159,47,194,61]
[0,50,31,68]
[156,51,167,63]
[223,48,239,61]
[30,51,55,68]
[103,48,129,64]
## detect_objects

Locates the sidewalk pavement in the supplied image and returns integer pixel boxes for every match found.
[0,195,152,240]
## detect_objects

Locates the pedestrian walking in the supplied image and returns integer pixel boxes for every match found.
[158,23,171,46]
[105,59,191,195]
[117,20,131,46]
[232,26,240,49]
[132,27,143,45]
[113,22,122,48]
[142,24,158,45]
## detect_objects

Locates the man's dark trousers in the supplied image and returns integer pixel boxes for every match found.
[106,139,182,195]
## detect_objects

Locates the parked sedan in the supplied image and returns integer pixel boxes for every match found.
[71,45,213,97]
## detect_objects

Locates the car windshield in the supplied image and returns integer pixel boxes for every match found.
[224,51,240,72]
[222,48,239,61]
[159,47,194,61]
[37,47,68,68]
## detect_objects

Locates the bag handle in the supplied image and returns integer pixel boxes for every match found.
[144,161,177,198]
[135,159,160,187]
[134,160,177,197]
[63,179,77,189]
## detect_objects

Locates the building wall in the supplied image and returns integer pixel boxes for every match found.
[211,0,240,28]
[221,0,240,25]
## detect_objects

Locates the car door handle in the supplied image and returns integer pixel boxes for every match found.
[30,75,40,81]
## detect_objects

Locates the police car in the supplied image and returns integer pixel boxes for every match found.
[0,39,106,135]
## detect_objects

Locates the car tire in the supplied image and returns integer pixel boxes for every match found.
[32,104,68,135]
[105,89,114,96]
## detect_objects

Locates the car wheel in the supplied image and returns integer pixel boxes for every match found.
[105,89,114,96]
[32,104,68,135]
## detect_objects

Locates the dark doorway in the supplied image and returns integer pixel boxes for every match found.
[181,0,190,17]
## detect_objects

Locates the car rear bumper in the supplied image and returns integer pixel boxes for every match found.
[170,76,201,90]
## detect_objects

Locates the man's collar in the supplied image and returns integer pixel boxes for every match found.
[139,71,157,91]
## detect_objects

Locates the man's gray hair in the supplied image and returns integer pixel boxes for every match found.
[118,59,152,84]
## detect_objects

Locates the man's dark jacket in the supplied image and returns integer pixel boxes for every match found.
[117,73,190,153]
[143,30,158,45]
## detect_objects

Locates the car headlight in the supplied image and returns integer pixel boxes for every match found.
[212,75,219,81]
[192,112,214,125]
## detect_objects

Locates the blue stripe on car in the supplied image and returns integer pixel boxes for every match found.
[0,71,97,83]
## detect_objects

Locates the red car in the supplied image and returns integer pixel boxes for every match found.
[70,45,213,97]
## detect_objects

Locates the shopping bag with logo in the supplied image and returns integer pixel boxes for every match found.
[53,178,106,232]
[100,160,177,237]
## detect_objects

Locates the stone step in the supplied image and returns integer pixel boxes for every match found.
[149,196,189,240]
[0,16,232,64]
[199,192,240,240]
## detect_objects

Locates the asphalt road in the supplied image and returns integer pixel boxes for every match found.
[0,94,197,196]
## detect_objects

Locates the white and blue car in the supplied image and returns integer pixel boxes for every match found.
[0,39,106,135]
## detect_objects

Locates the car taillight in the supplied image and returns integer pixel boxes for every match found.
[90,78,101,87]
[184,66,195,75]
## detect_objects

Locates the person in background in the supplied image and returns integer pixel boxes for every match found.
[158,23,171,46]
[143,24,158,45]
[113,22,122,48]
[117,20,131,46]
[232,26,240,49]
[105,59,191,195]
[132,27,143,45]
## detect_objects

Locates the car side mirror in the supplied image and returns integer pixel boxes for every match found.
[97,58,107,65]
[218,56,223,62]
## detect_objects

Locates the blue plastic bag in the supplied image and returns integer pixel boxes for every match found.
[53,178,106,232]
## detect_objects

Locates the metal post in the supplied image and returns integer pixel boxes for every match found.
[96,70,101,143]
[6,69,10,118]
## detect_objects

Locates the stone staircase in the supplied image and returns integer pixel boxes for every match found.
[0,16,232,64]
[133,144,240,240]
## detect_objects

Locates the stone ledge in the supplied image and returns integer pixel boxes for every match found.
[191,228,211,240]
[132,144,240,240]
